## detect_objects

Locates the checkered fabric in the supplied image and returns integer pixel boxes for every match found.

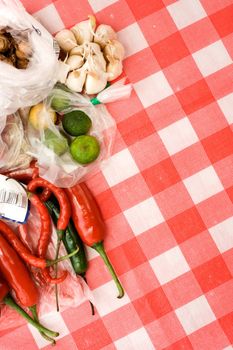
[1,0,233,349]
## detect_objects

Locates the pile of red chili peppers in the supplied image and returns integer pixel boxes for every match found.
[0,161,124,345]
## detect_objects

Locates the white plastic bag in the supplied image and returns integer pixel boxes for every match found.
[0,0,59,117]
[26,80,132,187]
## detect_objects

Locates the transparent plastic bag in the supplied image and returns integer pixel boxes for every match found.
[0,0,59,117]
[0,204,91,332]
[26,80,132,187]
[0,112,32,173]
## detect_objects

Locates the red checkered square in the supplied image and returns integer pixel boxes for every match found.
[201,0,233,14]
[151,32,189,69]
[107,90,143,123]
[163,271,203,309]
[21,0,52,13]
[163,337,193,350]
[102,304,142,341]
[226,185,233,203]
[201,127,233,163]
[172,143,210,178]
[162,0,177,5]
[120,262,160,300]
[167,206,206,243]
[189,102,228,139]
[146,95,184,130]
[104,213,134,250]
[219,312,233,344]
[111,174,151,211]
[123,48,160,83]
[176,79,215,115]
[197,191,233,228]
[117,109,155,146]
[180,17,219,52]
[193,256,232,293]
[139,8,177,46]
[142,158,180,195]
[95,189,121,220]
[210,4,233,38]
[223,33,233,60]
[72,319,112,350]
[1,326,37,350]
[62,302,98,333]
[95,0,135,31]
[110,130,126,155]
[181,230,220,268]
[44,335,78,350]
[133,287,172,324]
[164,56,202,92]
[85,172,109,196]
[155,182,193,219]
[214,155,233,189]
[146,312,186,349]
[206,64,233,100]
[126,0,164,20]
[207,280,233,319]
[130,133,169,171]
[137,222,177,259]
[54,0,93,27]
[189,322,229,350]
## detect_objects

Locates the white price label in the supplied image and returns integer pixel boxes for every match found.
[0,175,29,223]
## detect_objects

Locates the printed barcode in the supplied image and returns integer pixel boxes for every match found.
[0,189,26,208]
[53,40,60,57]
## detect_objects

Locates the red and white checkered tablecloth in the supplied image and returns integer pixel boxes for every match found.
[2,0,233,349]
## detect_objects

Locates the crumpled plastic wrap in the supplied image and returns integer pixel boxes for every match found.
[0,202,92,332]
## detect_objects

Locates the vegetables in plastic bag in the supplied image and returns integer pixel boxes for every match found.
[0,0,59,117]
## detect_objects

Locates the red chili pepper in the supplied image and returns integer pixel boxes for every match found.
[0,220,75,270]
[28,178,71,231]
[0,234,38,307]
[0,273,59,343]
[3,160,39,184]
[39,188,52,202]
[65,183,124,298]
[19,194,68,285]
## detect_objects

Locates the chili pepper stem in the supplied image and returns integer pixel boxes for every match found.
[82,275,95,315]
[54,236,63,312]
[46,247,79,266]
[92,242,124,298]
[29,305,56,345]
[4,295,59,338]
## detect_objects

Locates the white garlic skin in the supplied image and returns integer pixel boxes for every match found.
[66,70,86,92]
[85,73,108,94]
[86,51,107,72]
[66,55,84,70]
[70,45,84,56]
[107,60,123,81]
[94,25,117,48]
[55,29,77,52]
[104,40,125,61]
[71,15,96,45]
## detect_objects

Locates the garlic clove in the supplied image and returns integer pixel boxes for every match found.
[85,72,107,94]
[94,24,117,48]
[55,29,77,52]
[70,45,84,56]
[66,69,86,92]
[107,59,123,81]
[86,51,107,73]
[104,40,125,61]
[66,55,84,70]
[57,60,70,83]
[71,15,96,45]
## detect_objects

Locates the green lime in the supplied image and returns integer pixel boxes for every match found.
[62,111,92,136]
[70,135,100,164]
[50,95,70,112]
[44,129,69,156]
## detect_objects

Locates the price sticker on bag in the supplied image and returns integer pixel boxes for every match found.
[0,175,29,223]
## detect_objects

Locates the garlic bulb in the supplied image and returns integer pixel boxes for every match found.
[107,60,123,81]
[66,69,87,92]
[71,15,96,45]
[55,29,77,52]
[66,55,84,70]
[104,40,125,61]
[94,25,117,48]
[85,72,108,94]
